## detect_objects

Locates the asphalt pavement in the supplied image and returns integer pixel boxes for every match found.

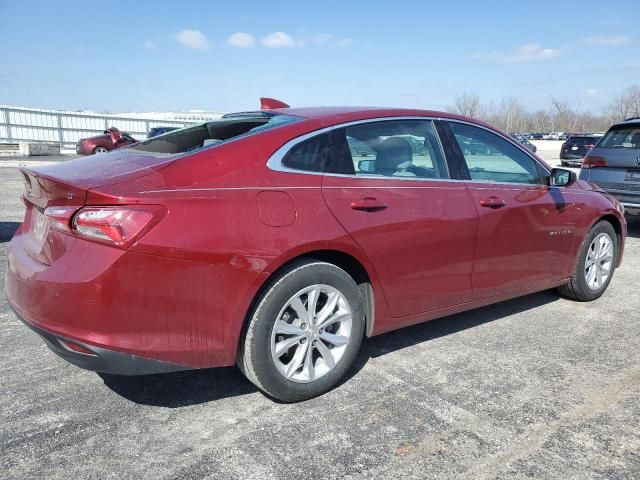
[1,155,639,479]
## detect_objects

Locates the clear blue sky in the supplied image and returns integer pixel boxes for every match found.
[0,0,638,113]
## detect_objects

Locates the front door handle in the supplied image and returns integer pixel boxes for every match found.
[479,196,506,209]
[350,197,388,211]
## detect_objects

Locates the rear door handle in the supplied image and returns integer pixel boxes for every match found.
[350,197,388,211]
[479,196,506,209]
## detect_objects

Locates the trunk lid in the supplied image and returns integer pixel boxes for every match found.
[18,149,177,265]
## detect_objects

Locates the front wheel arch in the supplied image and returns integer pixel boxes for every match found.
[599,214,624,266]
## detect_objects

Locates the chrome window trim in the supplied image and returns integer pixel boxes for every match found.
[267,116,455,183]
[266,115,552,186]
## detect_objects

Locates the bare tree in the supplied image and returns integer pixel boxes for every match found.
[449,92,483,118]
[624,84,640,117]
[445,84,639,134]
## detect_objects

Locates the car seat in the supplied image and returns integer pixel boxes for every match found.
[375,137,415,176]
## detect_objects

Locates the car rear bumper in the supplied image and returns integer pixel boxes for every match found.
[8,302,190,375]
[4,229,242,372]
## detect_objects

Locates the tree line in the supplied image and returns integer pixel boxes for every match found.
[447,84,640,134]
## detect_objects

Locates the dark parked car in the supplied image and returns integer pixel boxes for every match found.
[6,102,627,402]
[580,118,640,215]
[529,133,544,140]
[75,127,137,155]
[511,134,537,153]
[560,135,599,166]
[147,126,180,138]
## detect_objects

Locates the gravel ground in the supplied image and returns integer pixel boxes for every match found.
[1,154,639,479]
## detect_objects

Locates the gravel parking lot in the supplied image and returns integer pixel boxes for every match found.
[1,153,639,479]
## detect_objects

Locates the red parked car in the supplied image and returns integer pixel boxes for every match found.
[75,127,137,155]
[5,102,626,401]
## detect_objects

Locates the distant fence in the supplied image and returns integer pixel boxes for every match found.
[0,106,196,149]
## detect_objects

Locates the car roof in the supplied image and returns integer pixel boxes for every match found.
[623,116,640,122]
[270,106,472,122]
[256,106,504,134]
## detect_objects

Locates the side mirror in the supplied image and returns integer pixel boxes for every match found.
[358,159,375,173]
[547,168,576,187]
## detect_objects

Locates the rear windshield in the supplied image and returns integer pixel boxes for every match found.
[567,136,597,146]
[599,126,640,149]
[130,113,301,154]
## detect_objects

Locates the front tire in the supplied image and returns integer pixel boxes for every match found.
[238,260,365,402]
[93,146,108,154]
[558,220,617,301]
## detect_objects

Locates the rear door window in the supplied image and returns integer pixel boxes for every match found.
[599,126,640,149]
[327,119,449,179]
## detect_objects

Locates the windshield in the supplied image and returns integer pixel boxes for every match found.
[130,114,301,154]
[599,125,640,149]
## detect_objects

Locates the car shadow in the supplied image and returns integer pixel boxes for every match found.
[0,222,20,243]
[346,289,560,379]
[626,216,640,239]
[99,366,257,407]
[100,289,561,407]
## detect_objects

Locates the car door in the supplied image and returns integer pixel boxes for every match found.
[321,118,479,318]
[444,121,580,298]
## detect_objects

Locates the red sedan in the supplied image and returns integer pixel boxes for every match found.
[75,127,137,155]
[5,102,626,401]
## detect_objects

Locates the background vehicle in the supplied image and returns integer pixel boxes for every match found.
[6,103,626,402]
[580,117,640,215]
[75,127,137,155]
[511,134,537,152]
[529,133,544,140]
[147,126,180,138]
[545,132,568,140]
[560,134,599,166]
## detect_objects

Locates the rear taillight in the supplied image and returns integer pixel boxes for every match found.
[71,206,165,248]
[585,144,595,150]
[44,206,79,233]
[582,156,607,168]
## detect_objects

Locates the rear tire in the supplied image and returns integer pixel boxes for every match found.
[238,260,365,402]
[557,221,617,301]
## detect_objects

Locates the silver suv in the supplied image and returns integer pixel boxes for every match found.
[580,117,640,215]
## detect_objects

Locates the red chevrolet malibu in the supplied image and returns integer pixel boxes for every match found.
[5,101,626,401]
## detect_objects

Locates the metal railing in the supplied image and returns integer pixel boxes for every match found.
[0,106,197,149]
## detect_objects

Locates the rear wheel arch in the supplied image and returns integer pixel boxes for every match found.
[237,249,377,358]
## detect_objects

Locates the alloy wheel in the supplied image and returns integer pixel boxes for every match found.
[584,232,614,291]
[270,284,353,383]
